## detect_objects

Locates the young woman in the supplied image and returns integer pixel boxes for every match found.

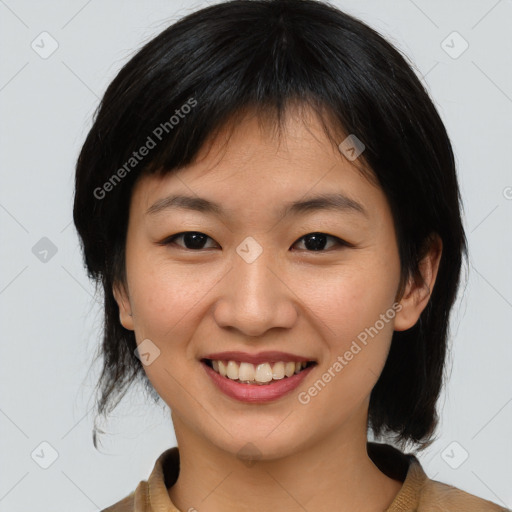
[73,0,508,510]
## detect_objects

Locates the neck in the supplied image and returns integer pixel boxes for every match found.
[168,409,403,512]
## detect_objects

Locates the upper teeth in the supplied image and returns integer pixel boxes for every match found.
[211,360,308,383]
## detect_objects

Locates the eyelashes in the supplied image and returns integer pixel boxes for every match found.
[160,231,353,252]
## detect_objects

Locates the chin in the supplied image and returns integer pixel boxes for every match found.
[204,426,312,463]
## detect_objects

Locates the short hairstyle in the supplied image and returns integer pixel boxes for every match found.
[73,0,467,451]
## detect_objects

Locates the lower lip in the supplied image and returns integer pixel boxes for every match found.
[202,361,315,403]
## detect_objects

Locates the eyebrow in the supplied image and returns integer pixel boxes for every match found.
[146,192,368,219]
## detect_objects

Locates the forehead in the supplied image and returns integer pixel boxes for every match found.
[130,105,385,224]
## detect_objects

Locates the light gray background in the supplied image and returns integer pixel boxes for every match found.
[0,0,511,510]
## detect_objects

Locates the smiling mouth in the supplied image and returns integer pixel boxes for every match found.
[202,359,317,385]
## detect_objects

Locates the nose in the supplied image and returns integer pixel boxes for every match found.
[212,244,299,337]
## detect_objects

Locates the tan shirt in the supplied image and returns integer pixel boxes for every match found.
[102,442,509,511]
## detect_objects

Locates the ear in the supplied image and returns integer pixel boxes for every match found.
[112,280,134,331]
[394,234,442,332]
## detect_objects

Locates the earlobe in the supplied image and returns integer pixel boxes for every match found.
[394,235,443,332]
[112,281,134,331]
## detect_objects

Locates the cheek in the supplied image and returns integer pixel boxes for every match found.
[130,262,207,340]
[298,260,400,349]
[296,259,400,409]
[298,274,399,418]
[126,262,209,403]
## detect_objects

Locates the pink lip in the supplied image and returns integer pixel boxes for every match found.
[201,360,315,403]
[203,351,314,365]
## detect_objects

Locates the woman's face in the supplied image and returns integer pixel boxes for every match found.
[114,106,416,460]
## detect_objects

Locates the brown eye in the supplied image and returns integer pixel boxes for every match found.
[292,233,350,252]
[162,232,219,250]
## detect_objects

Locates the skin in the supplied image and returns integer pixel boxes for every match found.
[113,104,442,512]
